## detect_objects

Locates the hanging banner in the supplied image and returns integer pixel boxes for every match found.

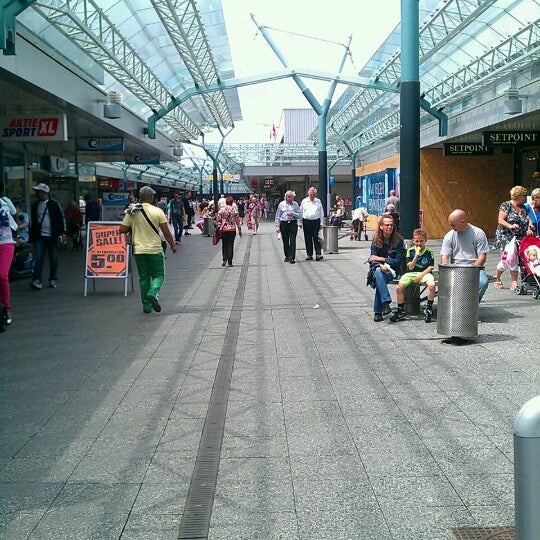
[482,131,540,146]
[76,137,124,152]
[443,143,493,156]
[0,114,68,141]
[125,154,160,165]
[101,192,130,221]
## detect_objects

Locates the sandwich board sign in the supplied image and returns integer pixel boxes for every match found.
[84,222,132,296]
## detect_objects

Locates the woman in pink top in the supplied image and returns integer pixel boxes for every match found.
[217,196,242,267]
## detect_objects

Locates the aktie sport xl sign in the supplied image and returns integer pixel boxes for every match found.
[0,115,68,141]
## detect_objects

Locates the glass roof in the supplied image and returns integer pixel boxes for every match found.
[327,0,540,152]
[12,0,540,171]
[19,0,241,137]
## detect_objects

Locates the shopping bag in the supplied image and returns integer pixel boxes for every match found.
[212,226,222,245]
[502,236,518,269]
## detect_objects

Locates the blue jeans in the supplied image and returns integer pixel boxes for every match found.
[32,236,59,283]
[171,214,183,241]
[373,266,394,314]
[479,269,488,302]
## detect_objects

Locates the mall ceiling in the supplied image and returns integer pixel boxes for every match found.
[1,0,540,177]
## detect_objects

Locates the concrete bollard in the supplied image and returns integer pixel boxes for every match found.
[513,395,540,540]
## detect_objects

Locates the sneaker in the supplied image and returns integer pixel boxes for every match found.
[316,255,323,261]
[289,259,296,264]
[424,308,432,323]
[49,280,57,288]
[6,316,12,325]
[390,309,406,322]
[284,257,290,262]
[306,256,313,261]
[374,313,384,322]
[30,280,43,290]
[382,301,392,316]
[146,295,161,313]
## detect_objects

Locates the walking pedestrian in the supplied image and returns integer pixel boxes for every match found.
[0,181,17,325]
[119,186,176,313]
[29,183,66,290]
[300,187,324,261]
[168,193,185,243]
[275,190,302,264]
[216,196,242,267]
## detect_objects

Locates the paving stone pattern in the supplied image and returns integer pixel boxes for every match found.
[1,221,538,539]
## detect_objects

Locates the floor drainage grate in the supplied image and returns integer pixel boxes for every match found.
[452,526,515,540]
[177,239,251,540]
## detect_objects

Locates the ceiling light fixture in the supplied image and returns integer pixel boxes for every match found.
[103,91,123,119]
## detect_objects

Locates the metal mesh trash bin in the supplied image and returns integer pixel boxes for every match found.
[437,264,480,337]
[203,217,214,237]
[323,226,338,254]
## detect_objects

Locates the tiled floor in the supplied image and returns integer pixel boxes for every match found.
[1,221,538,539]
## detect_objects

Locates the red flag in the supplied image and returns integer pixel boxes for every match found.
[270,123,277,140]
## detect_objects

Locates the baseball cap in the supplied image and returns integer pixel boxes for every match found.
[139,186,156,199]
[32,183,50,193]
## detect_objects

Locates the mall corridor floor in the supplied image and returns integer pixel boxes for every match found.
[1,221,539,540]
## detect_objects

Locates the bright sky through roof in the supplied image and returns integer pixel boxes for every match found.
[208,0,401,144]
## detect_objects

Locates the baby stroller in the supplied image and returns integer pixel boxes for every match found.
[9,242,34,280]
[514,235,540,299]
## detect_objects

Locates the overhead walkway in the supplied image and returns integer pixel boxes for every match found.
[1,222,538,539]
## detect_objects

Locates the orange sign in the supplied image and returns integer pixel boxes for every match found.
[85,222,128,277]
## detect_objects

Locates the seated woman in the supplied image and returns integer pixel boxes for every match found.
[368,215,404,322]
[330,205,345,227]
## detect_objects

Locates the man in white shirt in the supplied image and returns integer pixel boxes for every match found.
[351,206,369,241]
[217,194,227,210]
[300,187,324,261]
[440,209,489,301]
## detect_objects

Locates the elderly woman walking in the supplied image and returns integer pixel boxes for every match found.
[493,185,529,291]
[216,196,242,267]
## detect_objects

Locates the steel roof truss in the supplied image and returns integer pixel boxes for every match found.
[32,0,200,139]
[150,0,233,129]
[329,0,497,134]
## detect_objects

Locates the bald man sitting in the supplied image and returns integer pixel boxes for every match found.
[440,209,489,302]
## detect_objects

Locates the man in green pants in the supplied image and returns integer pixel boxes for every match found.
[119,186,177,313]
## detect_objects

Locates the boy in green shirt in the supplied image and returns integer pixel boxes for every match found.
[390,228,436,323]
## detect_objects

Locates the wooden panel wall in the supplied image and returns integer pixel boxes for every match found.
[420,148,513,238]
[356,150,515,238]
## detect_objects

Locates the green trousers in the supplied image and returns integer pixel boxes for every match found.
[134,253,165,312]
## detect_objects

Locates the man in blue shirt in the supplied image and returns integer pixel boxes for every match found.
[275,190,302,264]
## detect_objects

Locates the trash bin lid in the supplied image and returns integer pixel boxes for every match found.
[513,395,540,437]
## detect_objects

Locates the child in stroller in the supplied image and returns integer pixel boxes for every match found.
[525,246,540,276]
[9,240,33,280]
[515,235,540,298]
